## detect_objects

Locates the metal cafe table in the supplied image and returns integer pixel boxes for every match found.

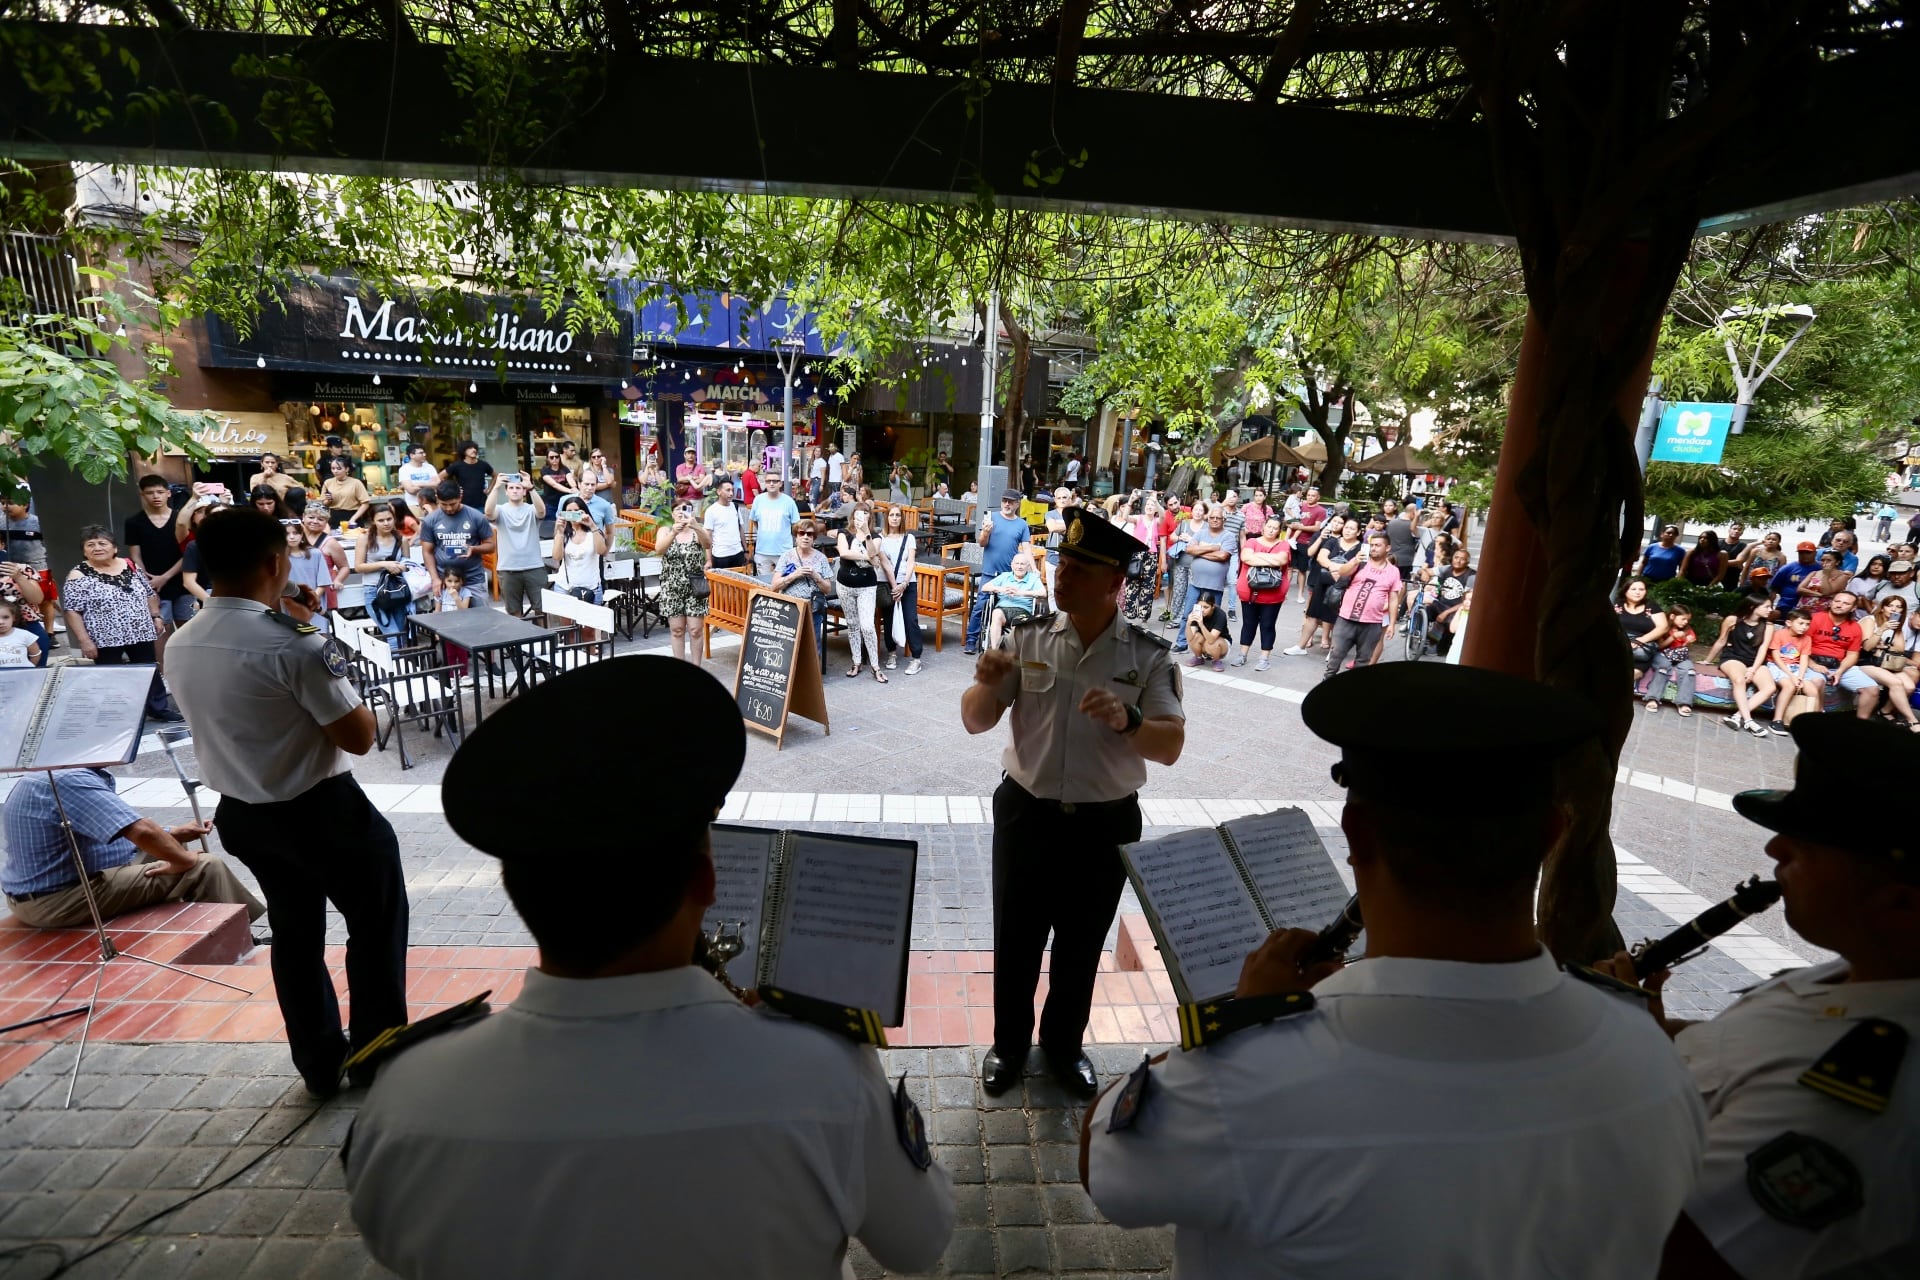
[407,610,556,727]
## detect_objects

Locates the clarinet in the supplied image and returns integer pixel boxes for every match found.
[1630,876,1783,980]
[1297,894,1364,971]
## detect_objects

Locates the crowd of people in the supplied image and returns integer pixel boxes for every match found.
[1620,513,1920,734]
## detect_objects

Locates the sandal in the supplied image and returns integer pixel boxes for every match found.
[846,666,861,678]
[873,670,888,684]
[1677,706,1692,718]
[1909,721,1920,733]
[1644,699,1660,713]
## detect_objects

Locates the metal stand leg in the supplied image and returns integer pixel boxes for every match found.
[15,772,253,1107]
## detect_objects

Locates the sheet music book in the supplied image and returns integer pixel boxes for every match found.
[1120,807,1350,1005]
[0,667,155,772]
[706,824,918,1023]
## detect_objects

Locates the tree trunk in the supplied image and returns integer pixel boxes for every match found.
[1314,388,1354,495]
[997,298,1031,473]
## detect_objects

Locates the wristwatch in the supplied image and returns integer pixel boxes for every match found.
[1119,701,1144,736]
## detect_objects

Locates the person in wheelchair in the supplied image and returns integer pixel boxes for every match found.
[983,551,1049,649]
[1417,546,1476,656]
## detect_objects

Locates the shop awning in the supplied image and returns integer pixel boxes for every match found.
[1225,436,1312,467]
[1349,442,1442,474]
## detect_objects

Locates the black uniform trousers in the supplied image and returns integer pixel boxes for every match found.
[215,773,408,1085]
[991,776,1139,1058]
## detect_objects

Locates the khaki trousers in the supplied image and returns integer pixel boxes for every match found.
[5,855,266,930]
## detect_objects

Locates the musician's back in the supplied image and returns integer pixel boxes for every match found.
[1087,950,1705,1278]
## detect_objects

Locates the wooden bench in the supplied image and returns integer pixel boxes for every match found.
[703,569,761,656]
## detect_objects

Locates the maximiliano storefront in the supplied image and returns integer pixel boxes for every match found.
[201,276,630,497]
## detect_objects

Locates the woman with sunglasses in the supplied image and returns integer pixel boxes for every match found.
[654,498,712,667]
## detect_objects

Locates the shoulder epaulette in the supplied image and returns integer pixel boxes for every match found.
[265,609,320,636]
[1565,963,1653,1002]
[1126,625,1173,650]
[1179,991,1315,1050]
[341,992,492,1077]
[758,986,889,1047]
[1799,1018,1907,1113]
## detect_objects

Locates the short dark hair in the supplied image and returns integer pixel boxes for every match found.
[435,479,461,501]
[78,523,113,544]
[194,507,286,584]
[137,474,169,491]
[1787,608,1813,622]
[502,824,709,969]
[1353,785,1557,910]
[409,443,427,454]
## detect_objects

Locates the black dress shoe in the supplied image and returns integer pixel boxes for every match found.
[980,1047,1023,1096]
[1044,1048,1099,1099]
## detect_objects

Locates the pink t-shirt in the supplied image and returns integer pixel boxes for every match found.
[1339,559,1404,624]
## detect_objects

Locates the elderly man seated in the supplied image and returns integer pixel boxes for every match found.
[2,769,265,929]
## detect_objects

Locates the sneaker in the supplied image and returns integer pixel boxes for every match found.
[1229,654,1247,667]
[1746,719,1769,737]
[1211,659,1226,672]
[1281,645,1309,656]
[1158,608,1171,622]
[1255,658,1271,672]
[1767,718,1790,736]
[1188,655,1205,667]
[1722,715,1746,732]
[884,656,897,670]
[905,659,922,676]
[962,646,978,656]
[51,618,66,632]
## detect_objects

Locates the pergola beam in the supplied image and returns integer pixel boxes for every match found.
[2,21,1916,243]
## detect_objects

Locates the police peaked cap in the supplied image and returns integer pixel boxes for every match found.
[1057,509,1148,569]
[1302,662,1601,800]
[442,656,745,859]
[1734,715,1916,870]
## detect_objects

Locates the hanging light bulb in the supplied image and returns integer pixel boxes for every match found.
[469,381,478,393]
[620,379,629,389]
[550,383,558,394]
[255,355,266,368]
[372,373,381,385]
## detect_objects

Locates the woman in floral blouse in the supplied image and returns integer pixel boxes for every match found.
[62,524,179,720]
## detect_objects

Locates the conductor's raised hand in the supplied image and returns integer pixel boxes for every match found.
[1236,928,1339,998]
[973,648,1015,689]
[1078,686,1131,732]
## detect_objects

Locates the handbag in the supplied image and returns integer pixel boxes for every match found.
[691,572,711,600]
[1248,565,1285,591]
[1126,550,1154,581]
[837,539,879,588]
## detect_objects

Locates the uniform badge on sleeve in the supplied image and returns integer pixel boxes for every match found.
[320,635,352,679]
[1106,1053,1153,1133]
[1745,1131,1863,1229]
[894,1074,932,1171]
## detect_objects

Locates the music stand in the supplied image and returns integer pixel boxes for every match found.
[0,667,248,1107]
[154,726,212,855]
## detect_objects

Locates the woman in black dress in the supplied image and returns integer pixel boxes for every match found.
[1703,592,1776,736]
[1284,516,1361,656]
[1616,576,1669,675]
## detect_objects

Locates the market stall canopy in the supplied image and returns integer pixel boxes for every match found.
[1293,436,1329,463]
[1225,436,1312,467]
[1349,442,1442,474]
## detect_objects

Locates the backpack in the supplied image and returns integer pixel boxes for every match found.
[372,571,413,614]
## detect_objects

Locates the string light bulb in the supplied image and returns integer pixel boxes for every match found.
[255,355,266,368]
[371,373,381,385]
[469,381,478,393]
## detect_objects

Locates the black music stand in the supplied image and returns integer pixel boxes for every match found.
[1,668,248,1106]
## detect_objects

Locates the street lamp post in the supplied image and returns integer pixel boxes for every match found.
[775,335,806,486]
[978,289,999,504]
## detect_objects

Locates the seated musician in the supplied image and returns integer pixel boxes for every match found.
[1597,715,1919,1280]
[2,768,264,930]
[1080,662,1707,1277]
[344,657,954,1278]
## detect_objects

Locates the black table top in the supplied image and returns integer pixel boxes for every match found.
[411,610,554,649]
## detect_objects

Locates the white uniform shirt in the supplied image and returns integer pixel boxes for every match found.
[346,965,954,1280]
[1087,951,1706,1279]
[993,610,1184,803]
[703,499,745,558]
[165,598,360,803]
[1676,960,1919,1279]
[827,451,845,484]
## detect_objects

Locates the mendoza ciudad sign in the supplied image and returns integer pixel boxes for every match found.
[202,276,629,383]
[1650,402,1735,466]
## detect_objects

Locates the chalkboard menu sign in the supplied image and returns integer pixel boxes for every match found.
[733,588,829,748]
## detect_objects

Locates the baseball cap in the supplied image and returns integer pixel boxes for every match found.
[1796,541,1818,552]
[1891,560,1915,573]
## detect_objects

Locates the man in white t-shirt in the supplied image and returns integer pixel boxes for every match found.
[1063,455,1081,487]
[703,479,747,570]
[397,444,441,517]
[827,449,845,487]
[485,472,548,617]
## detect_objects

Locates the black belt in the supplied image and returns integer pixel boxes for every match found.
[2,532,42,541]
[1001,775,1138,817]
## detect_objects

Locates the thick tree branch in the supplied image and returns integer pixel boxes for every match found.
[1052,0,1094,87]
[1254,0,1322,104]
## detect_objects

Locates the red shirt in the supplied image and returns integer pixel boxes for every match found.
[740,469,761,505]
[1807,610,1862,661]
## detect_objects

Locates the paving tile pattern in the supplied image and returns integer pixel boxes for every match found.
[0,1043,1172,1280]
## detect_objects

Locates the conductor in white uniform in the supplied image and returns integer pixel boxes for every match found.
[345,657,955,1280]
[1598,714,1920,1279]
[1082,662,1707,1278]
[962,510,1186,1098]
